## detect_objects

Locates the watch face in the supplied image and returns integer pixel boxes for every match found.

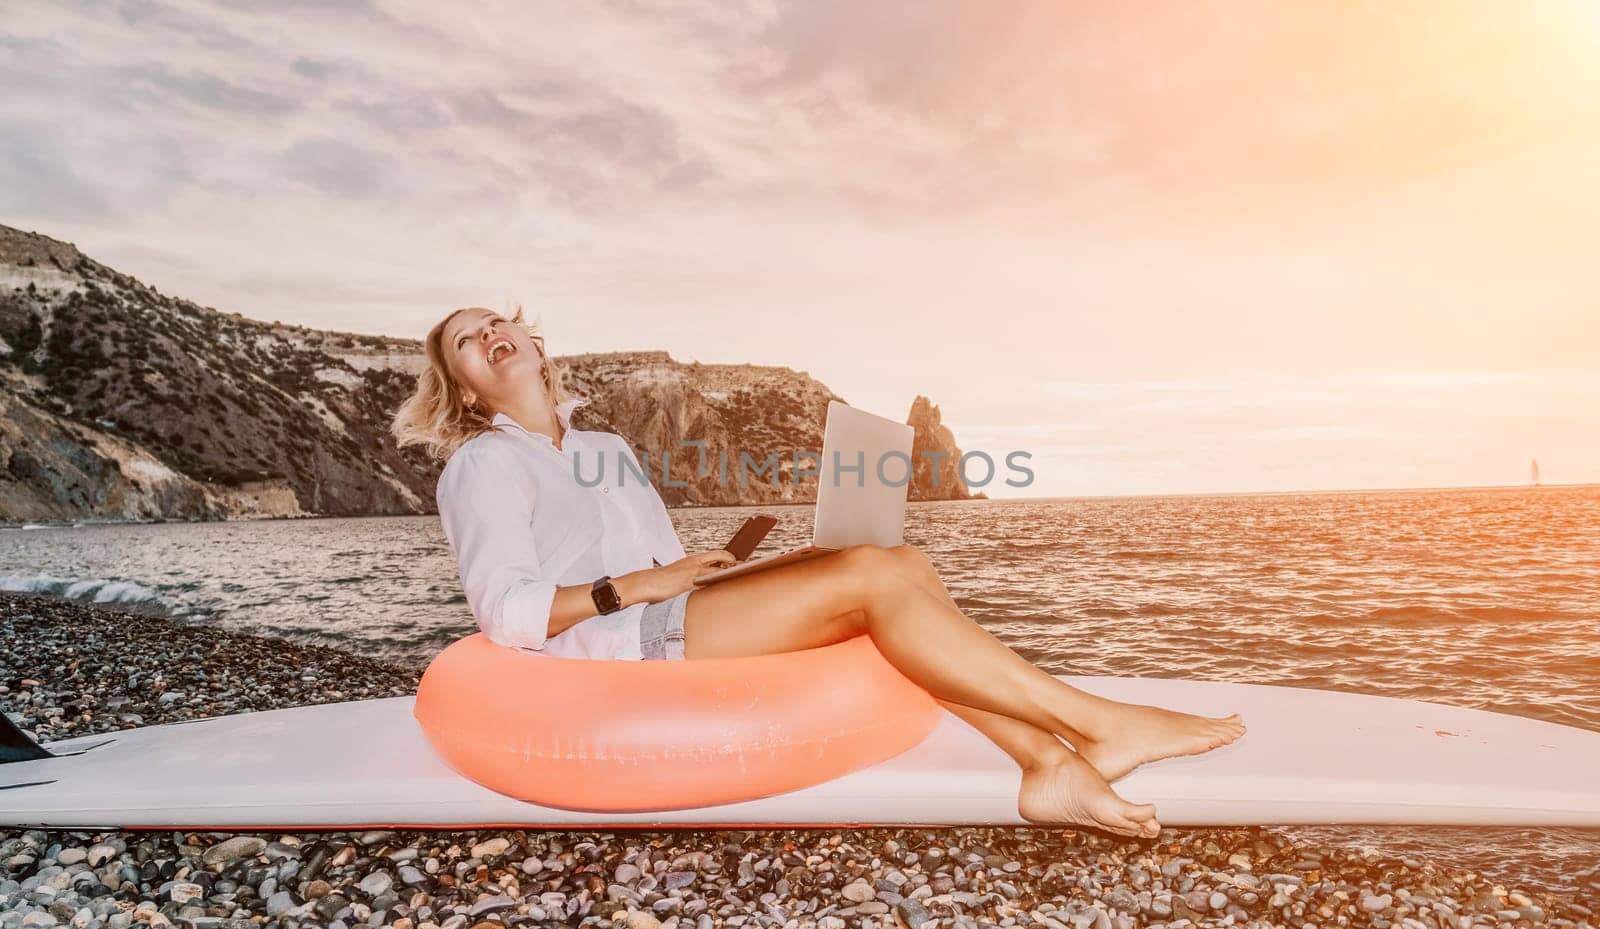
[594,579,621,614]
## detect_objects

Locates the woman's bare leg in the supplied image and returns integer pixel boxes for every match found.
[935,684,1164,837]
[802,603,1160,835]
[683,544,1243,834]
[686,544,1243,778]
[875,545,1245,783]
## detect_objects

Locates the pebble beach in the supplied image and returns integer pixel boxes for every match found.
[3,592,1597,929]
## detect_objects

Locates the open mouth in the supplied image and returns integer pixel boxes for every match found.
[486,337,518,366]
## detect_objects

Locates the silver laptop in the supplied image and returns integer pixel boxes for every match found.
[693,400,915,586]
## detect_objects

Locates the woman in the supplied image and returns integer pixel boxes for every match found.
[393,305,1246,838]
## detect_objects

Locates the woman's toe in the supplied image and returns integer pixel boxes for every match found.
[1120,813,1158,837]
[1124,802,1158,828]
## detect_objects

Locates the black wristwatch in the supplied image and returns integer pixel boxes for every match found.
[591,575,623,615]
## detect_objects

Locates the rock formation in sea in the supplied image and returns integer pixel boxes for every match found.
[906,395,978,502]
[0,225,980,522]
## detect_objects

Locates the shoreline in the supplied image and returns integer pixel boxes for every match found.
[5,481,1594,532]
[2,591,1597,929]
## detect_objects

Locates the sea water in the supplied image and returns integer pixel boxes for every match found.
[3,484,1598,891]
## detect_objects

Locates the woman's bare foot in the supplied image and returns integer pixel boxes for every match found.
[1017,751,1161,838]
[1078,704,1246,782]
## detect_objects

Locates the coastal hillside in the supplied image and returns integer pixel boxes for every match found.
[0,225,973,523]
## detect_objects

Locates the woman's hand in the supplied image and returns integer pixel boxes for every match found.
[626,550,736,603]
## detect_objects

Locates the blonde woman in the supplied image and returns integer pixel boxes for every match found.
[393,306,1246,837]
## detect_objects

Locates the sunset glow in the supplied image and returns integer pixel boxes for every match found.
[3,1,1598,496]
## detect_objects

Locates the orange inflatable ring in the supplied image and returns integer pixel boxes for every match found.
[413,632,941,812]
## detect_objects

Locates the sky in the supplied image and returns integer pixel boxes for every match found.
[3,0,1598,497]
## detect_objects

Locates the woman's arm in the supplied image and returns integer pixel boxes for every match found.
[436,447,563,650]
[437,447,671,648]
[435,444,716,652]
[436,445,691,649]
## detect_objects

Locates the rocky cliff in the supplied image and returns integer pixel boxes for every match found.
[907,395,977,502]
[0,224,978,523]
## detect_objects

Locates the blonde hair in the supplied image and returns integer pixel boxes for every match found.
[391,305,574,462]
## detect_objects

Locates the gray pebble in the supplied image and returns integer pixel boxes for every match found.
[201,838,264,867]
[263,890,295,917]
[467,894,513,916]
[1363,892,1396,913]
[664,871,697,890]
[356,871,391,897]
[262,842,300,863]
[895,899,930,929]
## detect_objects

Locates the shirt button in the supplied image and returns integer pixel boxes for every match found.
[601,486,610,494]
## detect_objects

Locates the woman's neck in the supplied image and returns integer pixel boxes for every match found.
[495,397,565,449]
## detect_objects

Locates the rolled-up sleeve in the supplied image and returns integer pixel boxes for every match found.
[435,446,556,651]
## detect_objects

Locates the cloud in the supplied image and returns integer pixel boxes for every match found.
[12,0,1598,235]
[748,0,1600,221]
[433,83,703,211]
[273,137,388,198]
[3,1,1599,495]
[110,1,258,53]
[220,267,464,313]
[332,90,454,138]
[0,125,118,221]
[113,62,299,117]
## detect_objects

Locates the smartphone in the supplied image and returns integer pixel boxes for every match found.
[723,515,778,562]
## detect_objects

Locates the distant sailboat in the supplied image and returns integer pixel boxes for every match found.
[1531,459,1542,486]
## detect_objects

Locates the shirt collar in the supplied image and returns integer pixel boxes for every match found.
[491,397,585,444]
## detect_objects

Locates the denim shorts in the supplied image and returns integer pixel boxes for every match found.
[639,590,691,660]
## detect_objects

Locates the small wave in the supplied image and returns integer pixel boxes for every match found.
[1101,549,1186,562]
[1299,604,1589,628]
[1,572,179,613]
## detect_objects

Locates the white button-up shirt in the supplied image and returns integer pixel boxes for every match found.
[434,397,687,661]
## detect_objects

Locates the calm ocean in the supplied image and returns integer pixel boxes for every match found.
[3,485,1598,892]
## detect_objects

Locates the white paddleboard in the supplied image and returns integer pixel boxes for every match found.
[4,676,1598,829]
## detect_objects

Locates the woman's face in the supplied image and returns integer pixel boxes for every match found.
[441,308,544,412]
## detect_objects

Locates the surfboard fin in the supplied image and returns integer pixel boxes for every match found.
[1,712,54,764]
